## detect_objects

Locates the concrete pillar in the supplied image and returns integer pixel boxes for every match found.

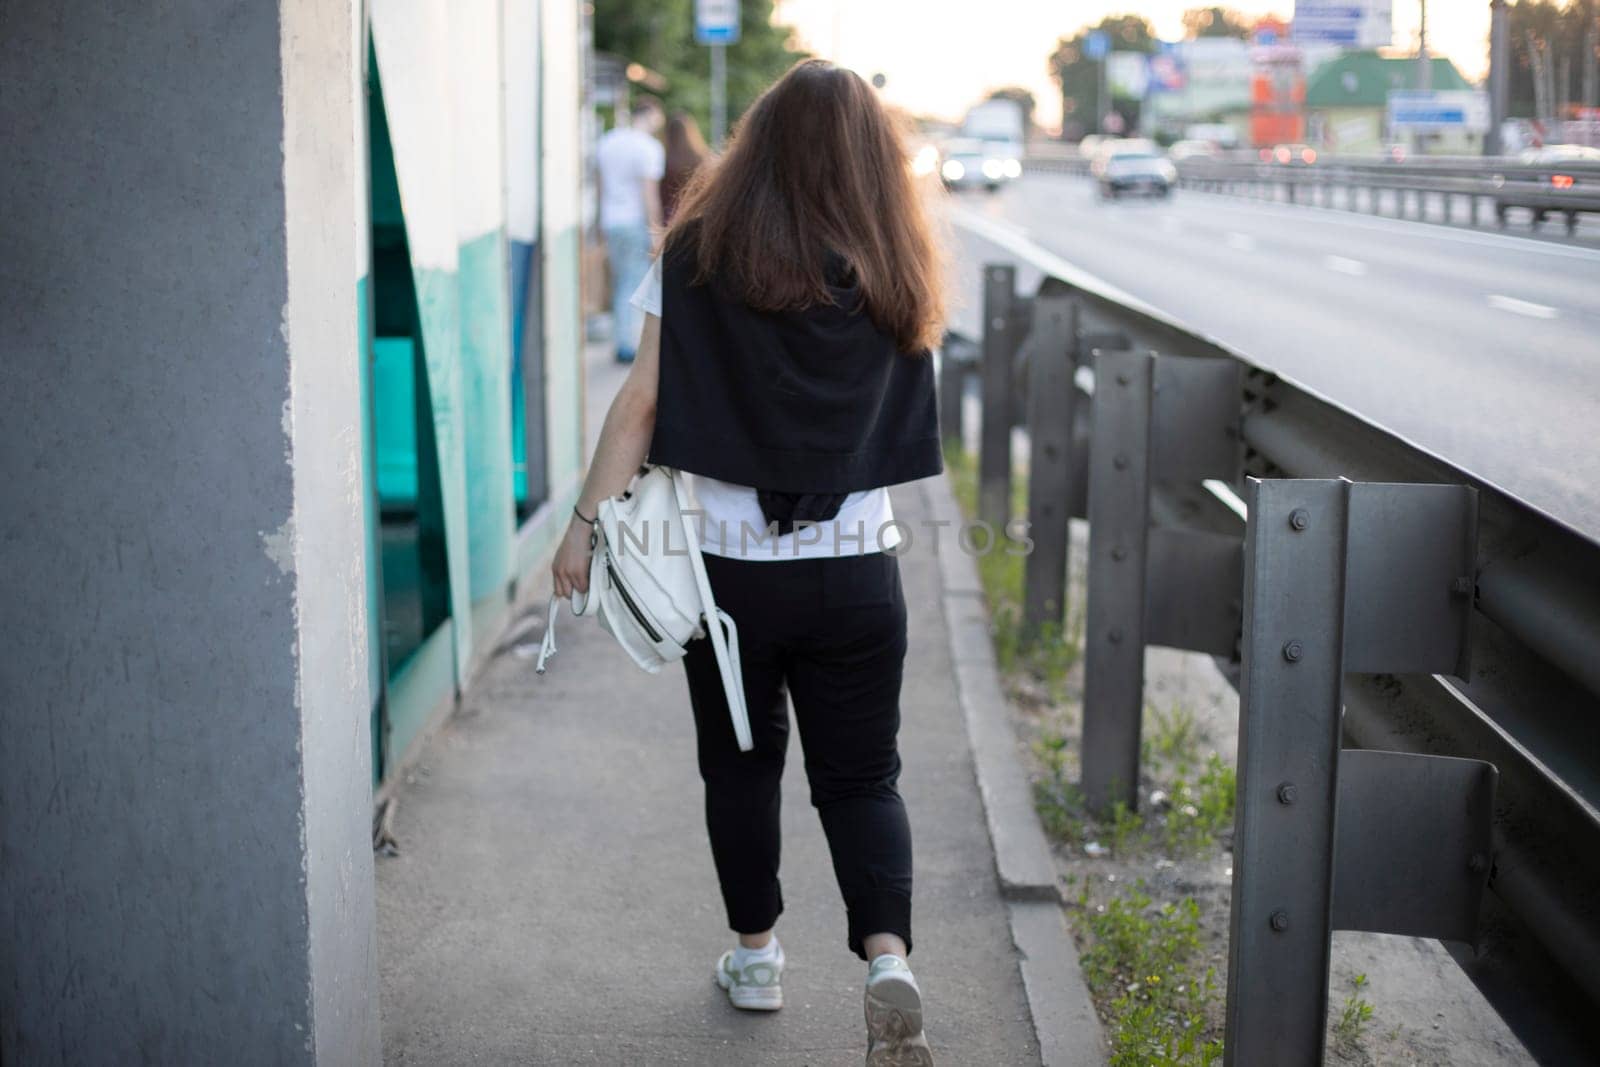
[0,2,379,1063]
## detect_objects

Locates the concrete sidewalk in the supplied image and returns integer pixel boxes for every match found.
[375,347,1061,1065]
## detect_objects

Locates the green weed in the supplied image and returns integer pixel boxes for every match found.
[1333,973,1375,1049]
[1081,885,1224,1066]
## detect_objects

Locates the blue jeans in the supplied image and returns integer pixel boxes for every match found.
[604,223,651,361]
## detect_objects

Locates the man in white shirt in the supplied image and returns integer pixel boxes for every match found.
[596,99,665,363]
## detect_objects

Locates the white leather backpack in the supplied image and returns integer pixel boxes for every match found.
[536,466,753,752]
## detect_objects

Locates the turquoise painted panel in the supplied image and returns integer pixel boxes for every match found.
[508,237,535,504]
[372,337,419,506]
[543,221,585,493]
[357,275,387,785]
[458,229,515,603]
[413,267,474,681]
[384,617,455,773]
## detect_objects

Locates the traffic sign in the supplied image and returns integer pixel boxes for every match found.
[1387,90,1491,133]
[695,0,740,45]
[1084,31,1110,61]
[1294,0,1392,48]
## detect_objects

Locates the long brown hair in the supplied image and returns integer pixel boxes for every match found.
[665,60,945,353]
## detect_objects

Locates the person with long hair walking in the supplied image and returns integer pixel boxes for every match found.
[661,110,709,224]
[552,60,945,1066]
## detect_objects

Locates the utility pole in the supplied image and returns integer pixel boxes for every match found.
[1414,0,1431,154]
[1585,1,1598,107]
[695,0,738,149]
[1417,0,1431,91]
[711,42,727,148]
[1488,0,1510,154]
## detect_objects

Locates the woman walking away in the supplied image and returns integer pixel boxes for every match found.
[551,59,945,1066]
[661,111,708,224]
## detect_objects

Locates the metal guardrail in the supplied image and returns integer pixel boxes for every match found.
[1025,153,1600,234]
[943,251,1600,1063]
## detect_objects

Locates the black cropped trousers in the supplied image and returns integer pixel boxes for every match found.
[681,550,913,960]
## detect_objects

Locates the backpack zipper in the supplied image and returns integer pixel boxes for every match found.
[608,561,664,643]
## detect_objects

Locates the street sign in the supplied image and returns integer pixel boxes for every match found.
[1084,30,1110,61]
[1294,0,1391,48]
[695,0,740,45]
[1387,90,1491,133]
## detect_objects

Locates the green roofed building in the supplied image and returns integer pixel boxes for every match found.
[1305,51,1479,156]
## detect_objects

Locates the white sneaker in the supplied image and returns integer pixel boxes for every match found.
[714,941,785,1011]
[864,955,934,1066]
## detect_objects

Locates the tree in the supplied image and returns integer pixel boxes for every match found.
[1507,0,1599,117]
[1048,15,1158,137]
[1181,6,1254,40]
[591,0,808,133]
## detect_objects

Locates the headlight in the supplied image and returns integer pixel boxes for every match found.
[981,158,1004,180]
[912,145,939,177]
[1002,158,1023,179]
[1159,161,1177,181]
[941,159,965,181]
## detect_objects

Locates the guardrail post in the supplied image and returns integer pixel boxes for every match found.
[1081,350,1152,815]
[978,264,1019,533]
[939,334,980,454]
[1022,293,1078,641]
[1225,477,1494,1065]
[1081,351,1243,814]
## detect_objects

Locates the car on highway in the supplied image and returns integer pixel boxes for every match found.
[1516,144,1600,165]
[1496,144,1600,232]
[940,138,1022,192]
[1093,144,1177,199]
[1261,143,1318,166]
[1168,139,1220,162]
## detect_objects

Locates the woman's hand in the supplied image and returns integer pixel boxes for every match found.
[550,310,659,602]
[551,517,594,600]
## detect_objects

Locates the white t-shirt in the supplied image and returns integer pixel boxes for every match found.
[630,259,902,561]
[596,126,665,229]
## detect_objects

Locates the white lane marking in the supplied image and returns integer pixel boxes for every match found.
[1323,254,1368,276]
[1486,294,1560,319]
[1225,231,1256,252]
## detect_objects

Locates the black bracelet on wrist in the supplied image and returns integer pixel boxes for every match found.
[573,505,597,527]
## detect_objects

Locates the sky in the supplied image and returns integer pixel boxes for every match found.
[772,0,1492,129]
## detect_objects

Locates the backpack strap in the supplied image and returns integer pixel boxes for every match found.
[672,470,753,752]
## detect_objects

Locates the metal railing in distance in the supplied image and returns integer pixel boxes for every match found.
[1026,152,1600,235]
[943,247,1600,1062]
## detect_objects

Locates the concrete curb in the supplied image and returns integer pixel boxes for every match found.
[923,474,1106,1066]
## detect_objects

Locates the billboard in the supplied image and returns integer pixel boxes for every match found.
[1387,90,1491,133]
[1294,0,1392,48]
[1108,52,1150,99]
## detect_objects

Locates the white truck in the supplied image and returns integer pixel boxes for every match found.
[955,99,1026,188]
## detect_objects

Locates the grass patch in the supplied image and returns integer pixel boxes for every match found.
[1032,708,1235,860]
[945,445,1082,695]
[1079,884,1224,1066]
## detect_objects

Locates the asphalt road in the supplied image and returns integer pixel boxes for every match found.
[946,174,1600,539]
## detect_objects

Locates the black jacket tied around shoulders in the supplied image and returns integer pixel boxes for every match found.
[646,237,943,503]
